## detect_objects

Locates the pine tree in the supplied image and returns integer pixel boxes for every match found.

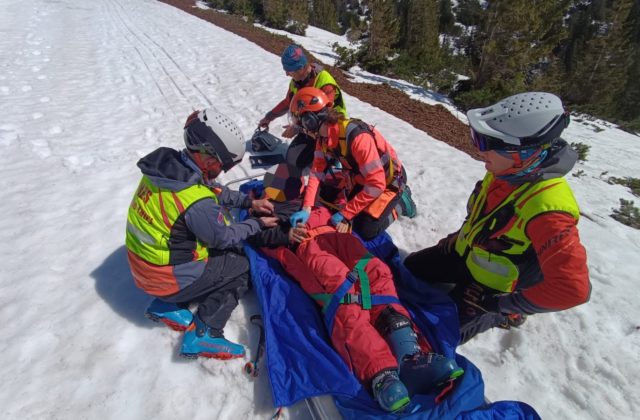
[205,1,260,19]
[472,0,569,99]
[311,0,341,34]
[439,0,456,34]
[395,0,441,72]
[263,0,308,34]
[263,0,288,29]
[548,0,638,122]
[409,0,440,61]
[362,0,400,72]
[585,0,635,116]
[536,2,594,100]
[287,0,309,35]
[235,0,256,18]
[344,4,369,41]
[455,0,484,27]
[613,0,640,124]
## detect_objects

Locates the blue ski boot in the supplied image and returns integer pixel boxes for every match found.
[376,306,421,363]
[180,315,245,360]
[145,298,193,331]
[399,352,464,395]
[371,369,411,413]
[376,306,464,395]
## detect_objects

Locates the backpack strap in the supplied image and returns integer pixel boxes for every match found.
[341,120,399,188]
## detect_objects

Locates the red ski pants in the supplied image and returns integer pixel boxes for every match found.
[266,231,430,383]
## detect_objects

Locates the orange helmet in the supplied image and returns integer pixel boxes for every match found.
[290,87,332,132]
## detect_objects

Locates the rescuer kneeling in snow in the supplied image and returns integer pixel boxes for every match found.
[125,109,278,359]
[287,87,416,242]
[258,44,347,172]
[405,92,591,344]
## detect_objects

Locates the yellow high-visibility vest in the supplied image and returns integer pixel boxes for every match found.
[454,172,580,292]
[289,69,347,117]
[126,176,224,266]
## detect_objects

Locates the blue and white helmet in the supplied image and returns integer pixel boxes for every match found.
[467,92,569,151]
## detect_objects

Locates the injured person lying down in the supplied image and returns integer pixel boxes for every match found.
[247,197,464,413]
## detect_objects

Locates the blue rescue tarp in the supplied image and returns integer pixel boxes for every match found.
[240,180,538,419]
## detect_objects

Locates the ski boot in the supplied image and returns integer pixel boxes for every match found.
[180,315,245,360]
[376,306,464,395]
[371,369,411,413]
[399,352,464,396]
[375,306,421,364]
[144,298,193,331]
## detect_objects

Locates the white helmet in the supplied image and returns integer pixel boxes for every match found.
[183,109,245,172]
[467,92,569,150]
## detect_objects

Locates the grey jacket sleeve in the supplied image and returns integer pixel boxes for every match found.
[214,185,252,209]
[185,198,261,249]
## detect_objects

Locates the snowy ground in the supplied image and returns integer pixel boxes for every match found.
[1,1,638,419]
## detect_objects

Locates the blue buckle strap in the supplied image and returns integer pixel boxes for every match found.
[322,282,401,335]
[370,295,401,306]
[343,293,362,304]
[323,274,356,334]
[312,293,398,308]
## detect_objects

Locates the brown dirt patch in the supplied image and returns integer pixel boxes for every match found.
[159,0,479,159]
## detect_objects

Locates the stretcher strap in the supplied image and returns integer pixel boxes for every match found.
[314,253,399,334]
[354,254,372,310]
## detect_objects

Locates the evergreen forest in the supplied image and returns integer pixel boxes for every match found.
[205,0,640,133]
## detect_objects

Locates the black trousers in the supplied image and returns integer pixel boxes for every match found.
[285,133,315,171]
[351,192,401,241]
[162,250,250,332]
[404,241,508,344]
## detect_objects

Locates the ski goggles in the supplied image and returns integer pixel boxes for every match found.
[470,112,570,152]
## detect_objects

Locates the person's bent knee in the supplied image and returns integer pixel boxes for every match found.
[403,249,428,276]
[232,272,250,299]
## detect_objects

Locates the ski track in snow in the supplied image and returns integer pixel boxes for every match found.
[0,1,638,419]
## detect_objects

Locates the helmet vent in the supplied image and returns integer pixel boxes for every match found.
[466,92,566,149]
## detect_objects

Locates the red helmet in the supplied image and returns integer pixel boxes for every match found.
[290,87,332,132]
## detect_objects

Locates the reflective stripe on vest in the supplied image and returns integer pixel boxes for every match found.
[325,119,400,189]
[125,176,221,266]
[289,69,347,117]
[454,172,580,292]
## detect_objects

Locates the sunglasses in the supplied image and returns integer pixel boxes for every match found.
[470,112,570,152]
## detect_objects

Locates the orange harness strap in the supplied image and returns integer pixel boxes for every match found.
[301,225,336,243]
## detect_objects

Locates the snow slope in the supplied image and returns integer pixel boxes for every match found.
[1,1,638,419]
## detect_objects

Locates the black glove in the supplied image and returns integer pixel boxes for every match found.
[460,282,500,314]
[437,231,459,255]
